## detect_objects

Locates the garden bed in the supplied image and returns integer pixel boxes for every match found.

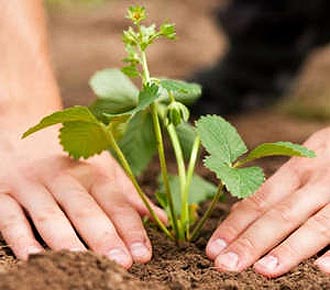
[0,111,329,289]
[0,198,329,289]
[1,1,329,288]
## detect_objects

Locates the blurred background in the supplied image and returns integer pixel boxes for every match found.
[45,0,330,141]
[46,0,224,106]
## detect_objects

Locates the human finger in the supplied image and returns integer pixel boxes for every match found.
[254,203,330,277]
[14,182,86,251]
[206,162,302,259]
[315,250,330,274]
[113,164,168,224]
[0,194,43,260]
[91,177,152,264]
[46,175,133,268]
[213,181,330,272]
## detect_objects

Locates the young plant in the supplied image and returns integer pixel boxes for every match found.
[23,6,315,243]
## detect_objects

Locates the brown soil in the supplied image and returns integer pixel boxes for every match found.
[1,1,330,289]
[0,250,164,290]
[1,201,330,290]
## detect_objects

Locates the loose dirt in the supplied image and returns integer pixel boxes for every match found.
[1,1,330,289]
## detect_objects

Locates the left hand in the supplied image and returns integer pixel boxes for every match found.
[206,127,330,277]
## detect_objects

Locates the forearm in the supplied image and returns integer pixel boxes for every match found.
[0,0,62,130]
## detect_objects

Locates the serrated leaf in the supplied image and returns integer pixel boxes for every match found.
[116,111,157,176]
[103,83,159,119]
[204,155,264,198]
[239,141,316,165]
[159,22,176,40]
[60,121,110,160]
[196,115,248,165]
[160,79,201,105]
[175,122,197,160]
[89,68,138,114]
[121,65,139,78]
[157,174,217,216]
[22,106,97,138]
[22,106,112,160]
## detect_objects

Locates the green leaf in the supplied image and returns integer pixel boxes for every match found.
[196,115,248,165]
[103,83,159,119]
[60,121,110,160]
[204,155,264,198]
[239,141,316,165]
[157,174,217,216]
[116,111,157,176]
[22,106,97,138]
[175,122,197,160]
[160,79,201,105]
[140,24,157,50]
[159,22,176,40]
[121,65,140,78]
[89,68,138,114]
[22,106,112,160]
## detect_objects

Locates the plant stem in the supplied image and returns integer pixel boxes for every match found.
[140,49,151,83]
[189,183,224,242]
[151,103,180,239]
[140,49,180,239]
[183,136,200,240]
[167,123,187,240]
[166,124,186,198]
[107,127,174,241]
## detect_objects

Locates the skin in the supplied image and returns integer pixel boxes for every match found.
[0,0,166,269]
[206,127,330,277]
[2,0,330,277]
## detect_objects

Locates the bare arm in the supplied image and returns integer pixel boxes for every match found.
[0,0,62,129]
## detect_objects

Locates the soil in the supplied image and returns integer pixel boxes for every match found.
[1,0,330,289]
[1,200,330,290]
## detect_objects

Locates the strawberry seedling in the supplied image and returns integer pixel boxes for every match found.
[23,6,315,243]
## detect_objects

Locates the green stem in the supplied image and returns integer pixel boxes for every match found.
[107,127,174,240]
[166,124,186,197]
[151,104,180,239]
[168,91,176,103]
[140,49,151,83]
[183,136,200,240]
[166,124,187,240]
[140,49,179,239]
[189,183,224,242]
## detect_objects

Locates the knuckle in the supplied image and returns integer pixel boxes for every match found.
[268,204,296,225]
[75,206,98,220]
[0,214,19,233]
[306,212,330,240]
[93,230,119,250]
[234,236,257,258]
[280,241,300,259]
[33,207,61,225]
[218,222,242,240]
[243,193,267,215]
[91,166,111,182]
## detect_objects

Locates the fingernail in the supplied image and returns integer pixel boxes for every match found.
[27,246,42,255]
[107,248,131,267]
[70,248,85,252]
[255,255,278,272]
[130,242,150,261]
[315,257,330,273]
[208,239,227,257]
[215,252,239,271]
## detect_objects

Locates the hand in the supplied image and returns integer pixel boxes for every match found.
[206,127,330,277]
[0,127,166,269]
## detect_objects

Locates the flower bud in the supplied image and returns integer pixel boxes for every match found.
[165,101,190,126]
